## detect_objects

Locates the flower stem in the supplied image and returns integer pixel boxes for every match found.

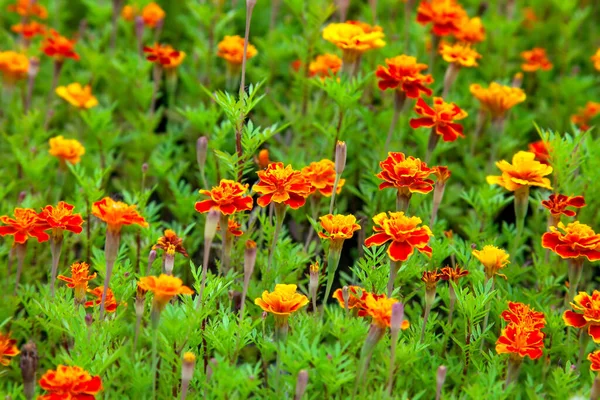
[14,243,27,295]
[100,230,120,319]
[566,258,584,306]
[149,65,163,116]
[323,248,342,310]
[267,204,286,273]
[219,214,230,275]
[420,300,432,343]
[480,278,495,351]
[151,309,160,399]
[511,186,529,259]
[577,330,590,369]
[353,324,385,398]
[503,357,522,389]
[396,191,411,213]
[388,259,402,297]
[49,235,64,298]
[426,127,440,163]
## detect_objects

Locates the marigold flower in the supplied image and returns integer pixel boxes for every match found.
[38,365,102,399]
[486,151,553,192]
[153,229,188,257]
[195,179,253,215]
[39,201,84,236]
[218,218,244,237]
[41,30,79,61]
[541,221,600,262]
[0,208,49,244]
[217,35,257,66]
[333,285,364,310]
[253,162,312,209]
[469,82,526,120]
[563,291,600,342]
[57,262,97,302]
[522,7,538,28]
[495,323,544,360]
[375,55,434,98]
[7,0,47,18]
[501,302,546,330]
[541,194,586,218]
[141,2,165,28]
[571,101,600,131]
[85,287,121,313]
[472,245,510,280]
[322,21,385,62]
[92,197,149,234]
[527,140,551,165]
[0,51,29,82]
[589,351,600,371]
[255,284,309,316]
[361,292,410,330]
[439,42,481,67]
[453,16,485,44]
[255,149,270,170]
[592,49,600,71]
[410,97,467,142]
[318,214,361,249]
[365,212,433,262]
[138,274,194,312]
[309,54,342,80]
[421,270,441,291]
[11,21,46,39]
[376,152,434,196]
[439,265,469,282]
[302,159,344,197]
[121,4,137,21]
[48,135,85,165]
[55,83,98,109]
[143,43,186,69]
[0,332,19,366]
[432,166,451,184]
[521,48,552,72]
[416,0,467,36]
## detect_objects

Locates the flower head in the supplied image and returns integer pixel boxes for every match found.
[0,332,19,366]
[55,83,98,109]
[589,351,600,371]
[195,179,253,215]
[563,291,600,342]
[11,21,47,39]
[84,287,121,313]
[144,43,186,69]
[7,0,47,18]
[432,166,451,185]
[49,136,85,165]
[225,218,244,237]
[416,0,467,36]
[472,245,510,280]
[58,262,97,302]
[153,229,188,257]
[255,284,309,316]
[410,97,468,142]
[322,21,385,61]
[309,54,342,80]
[41,30,79,61]
[528,140,551,165]
[92,197,148,234]
[361,292,410,330]
[454,16,485,44]
[439,265,469,283]
[138,274,194,312]
[375,55,434,98]
[439,42,481,67]
[542,221,600,262]
[541,194,586,218]
[365,212,433,262]
[571,101,600,131]
[501,301,546,330]
[141,2,165,28]
[592,49,600,71]
[495,323,545,360]
[38,365,102,399]
[469,82,526,119]
[0,51,29,82]
[421,270,441,291]
[0,208,49,244]
[376,152,434,196]
[253,162,312,209]
[255,149,270,170]
[318,214,361,250]
[486,151,553,192]
[217,35,257,66]
[302,159,344,197]
[121,4,137,20]
[521,48,552,72]
[39,201,84,236]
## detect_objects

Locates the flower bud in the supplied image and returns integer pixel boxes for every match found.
[205,209,220,243]
[135,284,147,317]
[342,285,350,311]
[309,261,319,305]
[244,240,257,284]
[294,370,309,400]
[164,253,175,275]
[247,0,257,8]
[142,163,149,174]
[512,72,523,88]
[196,136,208,172]
[85,314,93,327]
[182,352,196,382]
[390,302,405,335]
[335,141,347,175]
[18,191,27,205]
[19,341,38,400]
[147,249,157,275]
[436,365,447,400]
[27,57,40,80]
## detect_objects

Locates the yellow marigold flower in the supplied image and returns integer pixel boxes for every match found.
[591,48,600,71]
[48,136,85,165]
[217,35,257,66]
[255,284,309,316]
[309,54,342,80]
[470,82,526,120]
[322,21,385,63]
[521,48,552,72]
[472,245,510,280]
[55,83,98,109]
[0,51,29,83]
[454,16,485,44]
[142,2,165,28]
[487,151,553,192]
[318,214,361,251]
[362,292,410,330]
[439,42,481,67]
[138,274,194,312]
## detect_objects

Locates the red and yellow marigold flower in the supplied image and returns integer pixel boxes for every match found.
[376,152,434,195]
[322,21,385,62]
[121,4,137,21]
[39,201,84,237]
[421,270,441,292]
[333,285,364,310]
[48,135,85,165]
[542,221,600,262]
[365,212,433,262]
[58,262,97,303]
[495,323,545,360]
[527,140,551,165]
[138,274,194,312]
[501,301,546,330]
[153,229,188,257]
[226,219,243,237]
[85,287,121,313]
[11,21,46,39]
[453,16,485,44]
[141,2,165,28]
[7,0,48,18]
[571,101,600,131]
[416,0,467,36]
[318,214,361,250]
[0,332,19,366]
[487,151,553,192]
[521,48,552,72]
[253,162,312,209]
[38,365,102,400]
[308,54,342,80]
[55,83,98,109]
[302,159,344,197]
[361,292,410,329]
[217,35,257,66]
[255,284,309,316]
[541,194,586,218]
[195,179,253,215]
[410,97,468,142]
[0,208,49,244]
[432,166,451,184]
[0,51,29,82]
[439,42,481,67]
[41,30,79,61]
[469,82,526,120]
[589,351,600,371]
[592,48,600,71]
[439,265,469,282]
[375,55,434,98]
[563,291,600,342]
[472,245,510,280]
[92,197,148,234]
[144,43,186,69]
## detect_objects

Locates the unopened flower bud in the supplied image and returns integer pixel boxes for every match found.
[244,240,257,283]
[27,57,40,79]
[205,209,220,243]
[142,163,149,174]
[390,302,405,335]
[294,370,309,400]
[335,141,347,175]
[18,191,27,204]
[182,352,196,382]
[436,365,447,400]
[512,72,523,88]
[196,136,208,172]
[342,285,350,311]
[85,314,93,327]
[19,341,38,400]
[164,253,175,275]
[262,311,268,320]
[246,0,257,8]
[309,261,319,305]
[147,249,157,275]
[135,284,147,317]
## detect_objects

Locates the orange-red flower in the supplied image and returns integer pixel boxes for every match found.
[453,16,485,44]
[318,214,361,250]
[375,55,434,98]
[501,301,546,330]
[11,21,46,39]
[85,287,121,313]
[0,51,29,82]
[49,135,85,165]
[541,194,586,218]
[421,270,441,291]
[361,292,410,330]
[439,265,469,283]
[410,97,468,142]
[365,212,433,262]
[495,323,545,360]
[41,30,79,61]
[55,83,99,109]
[322,21,385,61]
[141,2,165,28]
[542,221,600,262]
[39,201,84,236]
[92,197,148,234]
[138,274,194,312]
[0,332,19,366]
[302,159,344,197]
[253,162,312,209]
[592,49,600,71]
[255,149,270,170]
[226,219,244,237]
[439,42,481,67]
[39,365,102,400]
[469,82,526,120]
[486,151,553,192]
[121,4,137,21]
[521,48,552,72]
[217,35,257,66]
[7,0,48,18]
[195,179,253,215]
[589,351,600,371]
[144,43,186,69]
[0,208,49,244]
[416,0,467,36]
[376,152,434,195]
[333,285,364,310]
[432,166,451,184]
[472,245,510,280]
[255,284,309,316]
[522,7,538,28]
[308,54,342,80]
[527,140,551,165]
[153,229,188,257]
[58,262,97,302]
[563,291,600,342]
[571,101,600,131]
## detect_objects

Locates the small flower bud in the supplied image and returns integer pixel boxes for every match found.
[135,284,147,317]
[85,314,93,327]
[205,209,220,243]
[262,311,268,320]
[335,141,347,175]
[308,261,319,305]
[341,285,350,311]
[147,249,157,275]
[390,302,405,335]
[196,137,208,172]
[142,163,149,174]
[436,365,447,400]
[18,191,27,204]
[244,240,257,283]
[512,72,523,88]
[164,253,175,275]
[246,0,257,8]
[19,341,38,400]
[294,370,309,400]
[255,149,270,170]
[182,352,196,382]
[27,57,40,79]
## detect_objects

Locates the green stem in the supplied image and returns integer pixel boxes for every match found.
[387,260,402,297]
[49,234,64,298]
[151,309,160,399]
[323,247,342,309]
[267,204,286,273]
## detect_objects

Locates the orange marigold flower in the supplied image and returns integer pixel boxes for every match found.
[253,162,312,209]
[439,265,469,283]
[309,54,342,80]
[0,332,19,366]
[322,21,385,62]
[85,287,121,313]
[527,140,551,165]
[522,7,538,28]
[416,0,467,36]
[141,2,165,27]
[432,166,451,184]
[121,4,137,21]
[421,270,441,291]
[376,152,434,196]
[55,83,98,109]
[7,0,47,18]
[521,48,552,72]
[486,151,553,192]
[0,51,29,82]
[469,82,526,120]
[255,149,270,170]
[219,218,244,237]
[563,291,600,342]
[39,365,102,399]
[302,159,344,197]
[138,274,194,312]
[501,301,546,330]
[41,30,79,61]
[453,16,485,44]
[541,194,586,218]
[592,48,600,71]
[362,292,410,330]
[589,351,600,371]
[0,208,49,244]
[571,101,600,132]
[439,42,481,67]
[318,214,361,250]
[143,43,186,69]
[542,221,600,262]
[495,323,544,360]
[11,21,46,39]
[39,201,84,236]
[410,97,468,142]
[49,135,85,165]
[365,212,433,262]
[255,284,309,316]
[217,35,257,66]
[92,197,148,234]
[195,179,253,215]
[153,229,188,257]
[472,245,510,280]
[333,285,364,310]
[57,261,97,302]
[375,55,434,98]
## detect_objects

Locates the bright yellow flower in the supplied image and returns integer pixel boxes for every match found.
[55,83,98,109]
[472,245,510,280]
[439,42,481,67]
[487,151,553,192]
[470,82,526,119]
[322,21,385,62]
[48,136,85,165]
